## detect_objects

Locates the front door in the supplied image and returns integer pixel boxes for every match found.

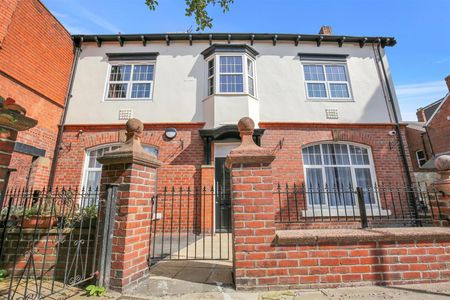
[214,157,231,232]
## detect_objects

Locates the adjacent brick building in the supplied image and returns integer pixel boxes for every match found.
[0,0,74,188]
[405,76,450,183]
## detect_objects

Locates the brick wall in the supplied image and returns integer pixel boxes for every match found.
[54,124,205,189]
[0,0,73,104]
[427,98,449,155]
[235,238,450,289]
[0,0,73,188]
[405,126,432,172]
[261,123,414,187]
[0,75,63,187]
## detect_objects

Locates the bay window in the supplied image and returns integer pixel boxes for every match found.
[206,54,256,96]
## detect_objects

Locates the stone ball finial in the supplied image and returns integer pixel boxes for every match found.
[435,154,450,171]
[237,117,255,133]
[126,118,144,134]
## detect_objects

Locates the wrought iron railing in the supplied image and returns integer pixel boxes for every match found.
[275,183,445,228]
[0,187,102,299]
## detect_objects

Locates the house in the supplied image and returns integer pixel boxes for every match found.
[49,26,415,230]
[0,0,74,189]
[405,76,450,183]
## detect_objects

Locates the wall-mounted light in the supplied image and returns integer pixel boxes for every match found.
[164,128,177,140]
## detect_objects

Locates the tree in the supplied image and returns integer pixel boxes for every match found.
[145,0,234,31]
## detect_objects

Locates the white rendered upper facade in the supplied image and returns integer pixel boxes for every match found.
[66,31,400,128]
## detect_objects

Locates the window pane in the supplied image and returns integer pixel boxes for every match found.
[220,74,244,93]
[208,59,214,77]
[131,83,151,98]
[108,83,127,98]
[304,65,325,81]
[143,145,159,157]
[330,83,350,98]
[85,170,101,189]
[247,58,254,76]
[307,83,327,98]
[325,167,353,206]
[132,65,154,81]
[208,77,214,95]
[302,145,322,165]
[306,168,325,205]
[325,65,347,81]
[248,77,254,96]
[220,56,243,73]
[322,144,350,165]
[110,65,131,81]
[349,145,370,165]
[355,168,375,204]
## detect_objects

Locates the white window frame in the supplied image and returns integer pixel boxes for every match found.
[415,150,427,168]
[301,142,389,217]
[302,63,353,101]
[206,54,257,97]
[104,61,156,101]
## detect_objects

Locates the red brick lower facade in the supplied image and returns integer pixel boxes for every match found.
[54,123,412,189]
[52,122,414,234]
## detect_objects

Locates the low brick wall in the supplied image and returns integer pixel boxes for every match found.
[234,228,450,290]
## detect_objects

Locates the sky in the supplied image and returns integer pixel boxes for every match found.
[43,0,450,121]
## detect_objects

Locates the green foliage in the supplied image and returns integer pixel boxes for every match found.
[82,205,98,219]
[145,0,234,31]
[85,285,106,297]
[0,269,8,281]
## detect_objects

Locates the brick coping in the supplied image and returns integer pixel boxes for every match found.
[276,227,450,245]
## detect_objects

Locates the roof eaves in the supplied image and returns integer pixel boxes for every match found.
[72,33,397,48]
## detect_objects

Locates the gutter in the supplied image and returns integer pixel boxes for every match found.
[375,43,413,187]
[48,44,81,187]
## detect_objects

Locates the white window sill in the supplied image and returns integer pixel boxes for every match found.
[305,98,355,102]
[152,212,162,220]
[302,207,391,218]
[103,98,153,102]
[203,93,258,101]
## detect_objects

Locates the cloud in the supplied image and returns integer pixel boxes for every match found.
[395,80,448,121]
[75,5,122,34]
[435,57,450,64]
[396,81,446,98]
[53,1,122,34]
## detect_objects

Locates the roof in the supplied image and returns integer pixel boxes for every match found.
[425,92,450,127]
[72,33,396,48]
[418,98,444,121]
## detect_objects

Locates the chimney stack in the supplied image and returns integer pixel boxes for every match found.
[319,26,333,35]
[445,75,450,92]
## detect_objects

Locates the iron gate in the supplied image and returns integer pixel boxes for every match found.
[0,186,108,299]
[149,187,232,263]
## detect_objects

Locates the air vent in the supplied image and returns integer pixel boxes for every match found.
[325,109,339,120]
[118,109,133,120]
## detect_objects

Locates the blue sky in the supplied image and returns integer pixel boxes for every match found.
[43,0,450,121]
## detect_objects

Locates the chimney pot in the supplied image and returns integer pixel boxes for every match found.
[445,75,450,92]
[319,26,333,35]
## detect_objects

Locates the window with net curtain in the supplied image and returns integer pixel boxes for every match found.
[302,143,376,207]
[82,144,159,189]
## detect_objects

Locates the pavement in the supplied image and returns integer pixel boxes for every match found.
[109,258,450,300]
[114,282,450,300]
